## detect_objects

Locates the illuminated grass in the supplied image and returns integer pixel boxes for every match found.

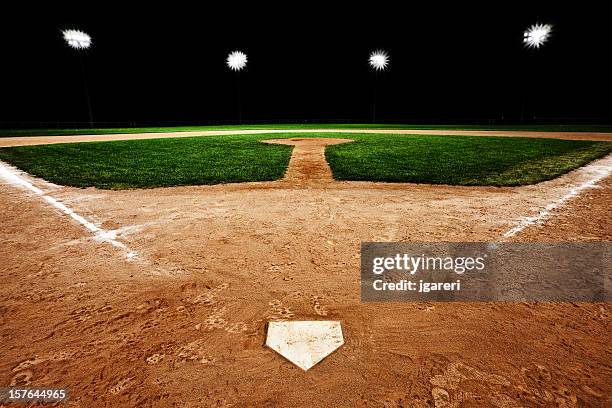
[0,133,609,188]
[326,134,612,186]
[0,136,292,189]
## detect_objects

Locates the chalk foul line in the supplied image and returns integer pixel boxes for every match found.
[503,155,612,238]
[0,161,138,260]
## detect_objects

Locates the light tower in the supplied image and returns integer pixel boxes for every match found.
[62,29,94,128]
[521,23,553,122]
[226,51,248,124]
[368,50,389,124]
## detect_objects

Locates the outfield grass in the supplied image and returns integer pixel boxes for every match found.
[2,123,612,137]
[0,133,609,188]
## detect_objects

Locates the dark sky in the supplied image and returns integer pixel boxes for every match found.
[1,3,609,127]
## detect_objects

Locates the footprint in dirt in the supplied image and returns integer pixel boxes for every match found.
[70,307,93,324]
[12,357,45,372]
[146,353,165,365]
[429,362,512,407]
[225,322,248,333]
[417,304,435,312]
[176,339,216,365]
[429,361,584,408]
[202,307,229,330]
[12,351,76,372]
[181,282,228,306]
[310,295,328,316]
[195,306,248,334]
[266,265,282,273]
[522,363,552,383]
[267,299,295,320]
[109,377,135,395]
[10,370,33,386]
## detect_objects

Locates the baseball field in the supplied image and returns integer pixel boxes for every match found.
[0,125,611,406]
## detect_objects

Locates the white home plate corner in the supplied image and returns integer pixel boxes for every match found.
[266,321,344,371]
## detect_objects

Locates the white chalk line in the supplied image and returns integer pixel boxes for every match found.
[50,223,153,251]
[0,161,138,260]
[503,155,612,238]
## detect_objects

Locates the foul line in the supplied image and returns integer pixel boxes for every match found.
[503,155,612,238]
[0,161,138,260]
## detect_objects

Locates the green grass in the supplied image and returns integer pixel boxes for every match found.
[0,135,292,189]
[0,133,609,188]
[2,123,612,137]
[326,134,612,186]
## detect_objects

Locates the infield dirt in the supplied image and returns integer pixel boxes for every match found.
[0,134,610,407]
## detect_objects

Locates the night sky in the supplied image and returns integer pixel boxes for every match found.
[1,4,609,127]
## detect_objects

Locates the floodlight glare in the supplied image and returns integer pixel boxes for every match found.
[369,50,389,71]
[523,24,552,49]
[227,51,248,71]
[62,29,92,50]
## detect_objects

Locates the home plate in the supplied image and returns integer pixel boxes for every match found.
[266,321,344,371]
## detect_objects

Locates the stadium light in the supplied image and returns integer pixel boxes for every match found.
[368,50,390,123]
[369,50,389,71]
[62,29,92,50]
[521,24,553,122]
[226,51,247,71]
[523,23,553,49]
[227,51,247,123]
[62,29,94,127]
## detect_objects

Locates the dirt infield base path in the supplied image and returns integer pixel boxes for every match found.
[1,128,612,147]
[0,131,611,406]
[263,138,353,185]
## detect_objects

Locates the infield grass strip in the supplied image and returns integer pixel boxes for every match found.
[325,134,612,186]
[0,136,292,189]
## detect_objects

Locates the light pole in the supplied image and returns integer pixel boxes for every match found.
[226,50,248,124]
[62,29,94,128]
[521,23,553,122]
[368,50,389,124]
